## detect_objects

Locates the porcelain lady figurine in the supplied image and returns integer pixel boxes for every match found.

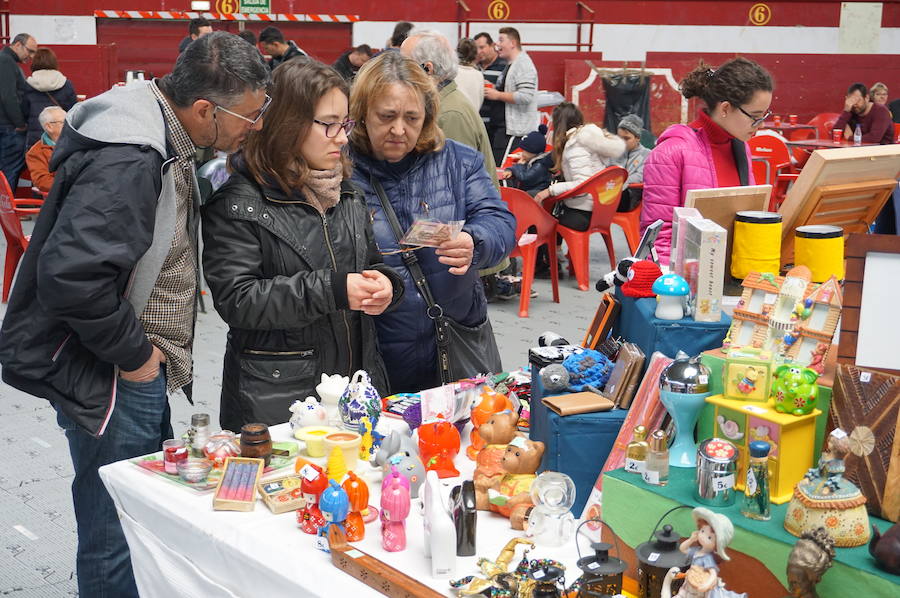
[679,507,734,570]
[661,565,747,598]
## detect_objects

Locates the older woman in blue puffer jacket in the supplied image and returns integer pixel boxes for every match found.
[349,51,515,393]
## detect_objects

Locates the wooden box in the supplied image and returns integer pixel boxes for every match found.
[722,347,774,402]
[213,457,264,512]
[705,395,820,504]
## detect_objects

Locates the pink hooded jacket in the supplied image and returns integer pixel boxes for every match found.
[640,124,754,264]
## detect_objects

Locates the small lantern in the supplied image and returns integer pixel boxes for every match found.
[636,523,689,598]
[575,541,627,597]
[528,559,567,598]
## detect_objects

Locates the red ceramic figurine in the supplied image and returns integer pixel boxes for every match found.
[466,387,513,460]
[296,463,328,535]
[418,419,461,478]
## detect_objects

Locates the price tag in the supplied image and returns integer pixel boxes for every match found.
[532,569,545,580]
[747,469,758,495]
[648,552,660,562]
[642,469,660,485]
[587,561,600,570]
[743,405,767,415]
[714,474,735,492]
[860,372,872,383]
[625,458,646,473]
[698,374,709,385]
[832,429,848,439]
[315,535,329,552]
[300,465,319,482]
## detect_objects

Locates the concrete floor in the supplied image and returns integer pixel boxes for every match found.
[0,216,629,596]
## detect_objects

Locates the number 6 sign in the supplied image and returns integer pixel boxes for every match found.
[487,0,510,21]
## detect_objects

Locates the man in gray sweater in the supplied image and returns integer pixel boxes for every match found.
[484,26,539,161]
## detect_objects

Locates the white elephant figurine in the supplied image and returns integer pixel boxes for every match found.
[316,373,349,425]
[289,396,328,431]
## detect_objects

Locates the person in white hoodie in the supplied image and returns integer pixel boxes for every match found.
[22,47,77,148]
[535,102,625,231]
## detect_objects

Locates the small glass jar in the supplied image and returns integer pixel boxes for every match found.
[643,429,669,486]
[188,413,211,458]
[741,440,772,521]
[625,425,649,474]
[203,430,240,469]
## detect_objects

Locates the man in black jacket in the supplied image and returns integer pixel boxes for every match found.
[474,32,509,165]
[0,32,36,190]
[0,32,270,598]
[332,44,372,82]
[259,25,307,70]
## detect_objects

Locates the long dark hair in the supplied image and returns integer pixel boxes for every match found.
[679,57,773,112]
[550,102,584,173]
[242,60,350,194]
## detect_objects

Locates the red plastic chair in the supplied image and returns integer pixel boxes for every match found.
[0,174,32,302]
[542,166,626,291]
[807,113,842,139]
[748,136,799,211]
[611,183,643,255]
[894,123,900,143]
[499,187,559,317]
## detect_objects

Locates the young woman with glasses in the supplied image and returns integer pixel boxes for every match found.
[201,59,404,432]
[642,57,773,264]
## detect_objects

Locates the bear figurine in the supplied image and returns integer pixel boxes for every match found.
[482,436,545,530]
[473,410,521,510]
[771,365,819,416]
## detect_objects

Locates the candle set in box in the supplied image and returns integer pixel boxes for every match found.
[213,457,264,512]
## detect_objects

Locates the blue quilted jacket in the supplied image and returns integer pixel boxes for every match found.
[351,140,515,392]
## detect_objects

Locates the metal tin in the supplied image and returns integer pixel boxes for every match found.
[659,356,710,394]
[695,438,738,506]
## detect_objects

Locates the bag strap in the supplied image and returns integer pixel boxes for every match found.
[370,175,452,383]
[45,92,62,108]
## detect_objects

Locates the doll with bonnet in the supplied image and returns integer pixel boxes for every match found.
[679,507,734,571]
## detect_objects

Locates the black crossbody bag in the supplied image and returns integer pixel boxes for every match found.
[370,176,502,384]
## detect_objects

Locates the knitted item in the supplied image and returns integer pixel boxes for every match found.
[621,260,662,298]
[618,114,644,137]
[519,124,548,154]
[302,165,343,213]
[561,349,614,392]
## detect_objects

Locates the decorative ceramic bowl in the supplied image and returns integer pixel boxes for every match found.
[296,425,339,458]
[176,459,213,483]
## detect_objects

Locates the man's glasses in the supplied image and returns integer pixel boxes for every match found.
[313,118,356,138]
[212,94,272,126]
[737,106,772,127]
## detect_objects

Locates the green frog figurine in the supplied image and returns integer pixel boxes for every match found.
[771,365,819,416]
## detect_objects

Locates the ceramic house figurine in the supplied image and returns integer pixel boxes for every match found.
[484,437,546,530]
[316,373,350,425]
[338,370,381,431]
[784,276,842,370]
[679,507,734,570]
[525,471,576,546]
[473,411,521,510]
[317,480,349,552]
[786,527,836,598]
[297,463,328,535]
[289,396,328,431]
[771,365,819,416]
[652,274,691,320]
[765,265,812,354]
[727,271,782,350]
[784,429,872,547]
[381,469,411,552]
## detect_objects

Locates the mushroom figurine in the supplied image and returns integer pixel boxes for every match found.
[652,274,691,320]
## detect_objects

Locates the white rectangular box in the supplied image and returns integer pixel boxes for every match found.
[682,219,727,322]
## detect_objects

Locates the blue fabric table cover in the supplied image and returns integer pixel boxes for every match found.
[611,287,732,373]
[534,404,628,515]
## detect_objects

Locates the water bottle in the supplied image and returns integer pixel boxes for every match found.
[853,124,862,146]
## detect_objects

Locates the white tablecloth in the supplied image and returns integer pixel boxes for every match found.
[99,422,590,597]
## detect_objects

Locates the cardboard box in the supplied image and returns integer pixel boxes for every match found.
[682,219,727,323]
[671,206,702,277]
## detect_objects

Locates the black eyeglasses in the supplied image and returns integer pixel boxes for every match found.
[313,118,356,138]
[737,106,772,127]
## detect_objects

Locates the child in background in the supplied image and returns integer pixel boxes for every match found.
[615,114,651,211]
[500,124,553,196]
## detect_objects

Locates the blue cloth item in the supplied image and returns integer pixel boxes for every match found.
[562,349,614,391]
[41,130,56,147]
[0,124,25,190]
[55,368,172,598]
[612,287,732,376]
[539,407,628,515]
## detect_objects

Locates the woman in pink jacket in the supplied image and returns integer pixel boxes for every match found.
[642,58,773,264]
